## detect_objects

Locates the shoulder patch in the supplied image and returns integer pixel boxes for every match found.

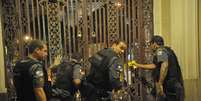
[157,50,163,56]
[30,64,41,71]
[35,70,44,77]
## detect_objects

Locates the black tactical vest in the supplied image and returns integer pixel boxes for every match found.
[152,47,183,86]
[87,48,118,91]
[13,58,42,101]
[54,61,78,95]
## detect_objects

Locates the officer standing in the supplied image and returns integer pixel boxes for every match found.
[13,40,48,101]
[51,52,84,101]
[82,39,127,101]
[131,35,184,101]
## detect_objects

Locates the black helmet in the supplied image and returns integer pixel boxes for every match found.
[150,35,164,46]
[71,52,82,62]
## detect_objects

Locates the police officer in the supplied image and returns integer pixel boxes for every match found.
[51,52,84,101]
[131,35,184,101]
[83,39,127,101]
[13,40,48,101]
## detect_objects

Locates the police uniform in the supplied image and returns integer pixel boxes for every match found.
[13,57,45,101]
[73,64,83,81]
[53,61,82,101]
[152,47,168,83]
[152,46,184,101]
[109,57,123,90]
[84,48,123,101]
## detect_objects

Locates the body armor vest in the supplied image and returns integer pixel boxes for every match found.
[87,48,117,91]
[13,58,42,101]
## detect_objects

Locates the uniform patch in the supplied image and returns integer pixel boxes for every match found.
[118,65,122,69]
[156,48,168,62]
[114,65,123,72]
[35,70,44,77]
[157,50,163,56]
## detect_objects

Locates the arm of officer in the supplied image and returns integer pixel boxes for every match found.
[73,64,82,88]
[156,60,168,96]
[34,88,47,101]
[135,62,156,69]
[159,61,168,85]
[156,49,169,95]
[157,49,169,84]
[109,59,122,91]
[30,64,47,101]
[128,60,156,69]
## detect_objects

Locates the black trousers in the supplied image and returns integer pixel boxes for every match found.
[84,91,111,101]
[157,83,184,101]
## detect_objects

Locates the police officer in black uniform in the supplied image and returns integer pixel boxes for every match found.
[131,35,184,101]
[13,40,48,101]
[82,40,127,101]
[51,52,84,101]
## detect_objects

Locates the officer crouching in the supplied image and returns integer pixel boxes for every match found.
[51,52,84,101]
[80,40,127,101]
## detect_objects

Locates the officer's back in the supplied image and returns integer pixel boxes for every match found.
[87,48,117,91]
[13,40,48,101]
[152,46,183,86]
[54,61,76,94]
[164,47,183,85]
[52,53,83,101]
[82,40,127,101]
[14,58,42,101]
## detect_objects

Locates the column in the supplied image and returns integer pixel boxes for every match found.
[0,2,7,93]
[170,0,199,79]
[199,0,201,78]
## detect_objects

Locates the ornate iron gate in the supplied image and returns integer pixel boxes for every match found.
[1,0,153,101]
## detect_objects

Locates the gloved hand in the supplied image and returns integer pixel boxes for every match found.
[128,60,138,69]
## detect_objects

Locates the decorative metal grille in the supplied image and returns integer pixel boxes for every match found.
[2,0,20,100]
[1,0,153,101]
[107,1,118,44]
[47,2,63,63]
